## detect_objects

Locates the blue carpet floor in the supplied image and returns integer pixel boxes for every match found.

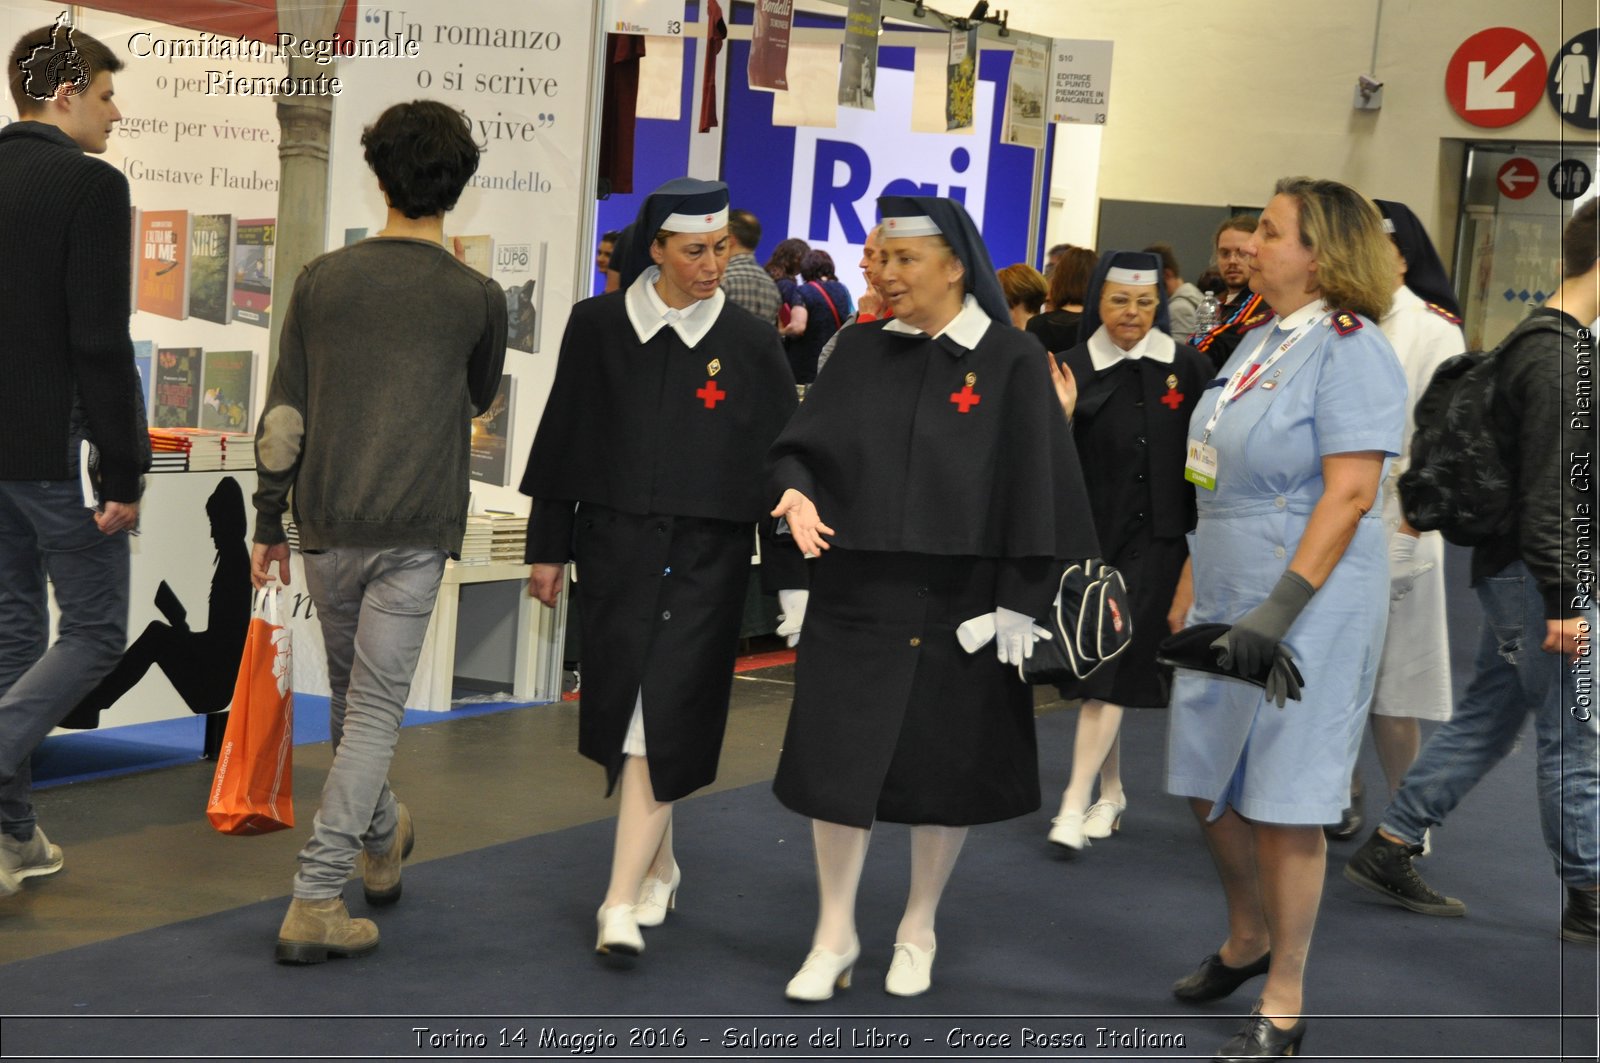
[2,704,1594,1062]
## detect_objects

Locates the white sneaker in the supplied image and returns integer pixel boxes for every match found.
[0,827,63,884]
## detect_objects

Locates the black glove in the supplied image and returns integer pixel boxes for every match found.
[1211,571,1315,677]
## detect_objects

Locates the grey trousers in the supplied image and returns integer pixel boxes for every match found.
[0,480,129,840]
[294,546,445,898]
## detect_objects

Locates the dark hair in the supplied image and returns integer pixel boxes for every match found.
[1564,199,1600,279]
[1046,243,1072,260]
[9,22,121,115]
[1272,176,1392,322]
[1195,268,1226,295]
[1214,213,1258,245]
[764,237,810,280]
[799,249,837,282]
[997,263,1047,313]
[361,100,481,219]
[1046,246,1096,309]
[600,230,621,244]
[728,209,761,250]
[1144,242,1182,278]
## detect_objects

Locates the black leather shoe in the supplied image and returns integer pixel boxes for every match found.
[1172,950,1271,1003]
[1324,780,1363,840]
[1562,886,1599,943]
[1213,1010,1305,1061]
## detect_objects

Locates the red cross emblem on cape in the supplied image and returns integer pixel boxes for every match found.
[1160,388,1185,410]
[696,380,726,408]
[949,383,981,413]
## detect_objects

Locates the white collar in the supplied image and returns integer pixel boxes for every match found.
[625,267,725,348]
[1382,284,1424,323]
[881,294,992,349]
[1272,299,1330,332]
[1086,324,1176,371]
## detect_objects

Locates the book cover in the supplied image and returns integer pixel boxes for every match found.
[188,214,234,324]
[449,234,493,277]
[200,349,255,431]
[136,210,190,320]
[152,346,201,428]
[500,241,548,354]
[232,219,275,328]
[469,374,514,486]
[133,340,153,411]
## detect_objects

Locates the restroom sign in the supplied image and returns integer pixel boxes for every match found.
[1445,27,1546,127]
[1548,28,1600,130]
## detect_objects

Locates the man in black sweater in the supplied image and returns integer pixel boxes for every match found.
[1346,200,1599,945]
[0,22,143,898]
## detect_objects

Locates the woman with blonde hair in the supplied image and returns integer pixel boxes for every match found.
[1164,177,1405,1060]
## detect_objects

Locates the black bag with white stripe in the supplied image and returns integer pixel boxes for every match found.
[1017,559,1134,685]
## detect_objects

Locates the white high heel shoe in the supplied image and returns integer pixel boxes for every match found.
[884,941,936,996]
[1082,798,1126,840]
[634,863,680,927]
[595,904,644,956]
[784,942,860,1002]
[1048,810,1089,850]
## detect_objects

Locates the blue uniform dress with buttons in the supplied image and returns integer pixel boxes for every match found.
[1166,304,1406,825]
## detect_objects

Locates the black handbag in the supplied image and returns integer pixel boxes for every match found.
[1017,559,1134,685]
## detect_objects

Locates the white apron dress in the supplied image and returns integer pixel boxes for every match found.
[1371,286,1462,721]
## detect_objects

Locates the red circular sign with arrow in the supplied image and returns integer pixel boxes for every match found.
[1497,157,1540,199]
[1446,27,1547,128]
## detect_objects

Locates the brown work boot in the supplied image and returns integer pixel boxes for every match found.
[274,897,379,964]
[359,802,414,906]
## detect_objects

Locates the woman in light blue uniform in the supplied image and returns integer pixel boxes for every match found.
[1164,178,1406,1062]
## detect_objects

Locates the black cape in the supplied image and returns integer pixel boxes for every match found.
[522,290,798,556]
[767,319,1098,567]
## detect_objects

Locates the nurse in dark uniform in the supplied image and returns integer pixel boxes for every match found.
[1043,251,1210,850]
[521,179,797,960]
[767,195,1096,1001]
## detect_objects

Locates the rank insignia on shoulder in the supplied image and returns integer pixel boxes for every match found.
[1424,302,1463,325]
[1331,311,1363,335]
[1239,313,1272,333]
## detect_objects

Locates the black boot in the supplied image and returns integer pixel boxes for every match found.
[1325,778,1363,840]
[1561,886,1599,943]
[1343,830,1465,916]
[1213,1009,1305,1061]
[1173,950,1271,1003]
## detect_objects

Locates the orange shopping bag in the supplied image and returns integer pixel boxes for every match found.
[207,587,294,834]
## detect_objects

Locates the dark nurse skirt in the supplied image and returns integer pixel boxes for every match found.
[773,549,1041,829]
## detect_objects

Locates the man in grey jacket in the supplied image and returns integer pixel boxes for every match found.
[1146,242,1204,341]
[252,100,506,963]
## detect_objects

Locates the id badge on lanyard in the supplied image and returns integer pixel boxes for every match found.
[1184,315,1320,491]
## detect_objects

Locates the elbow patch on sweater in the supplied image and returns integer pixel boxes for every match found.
[258,406,304,472]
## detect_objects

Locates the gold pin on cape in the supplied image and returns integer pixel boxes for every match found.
[1166,373,1178,389]
[707,358,722,377]
[965,371,977,386]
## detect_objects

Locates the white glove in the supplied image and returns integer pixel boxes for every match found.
[994,606,1052,665]
[1388,533,1435,603]
[776,589,808,647]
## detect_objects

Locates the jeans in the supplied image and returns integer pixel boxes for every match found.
[293,546,445,897]
[1382,562,1600,888]
[0,480,130,840]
